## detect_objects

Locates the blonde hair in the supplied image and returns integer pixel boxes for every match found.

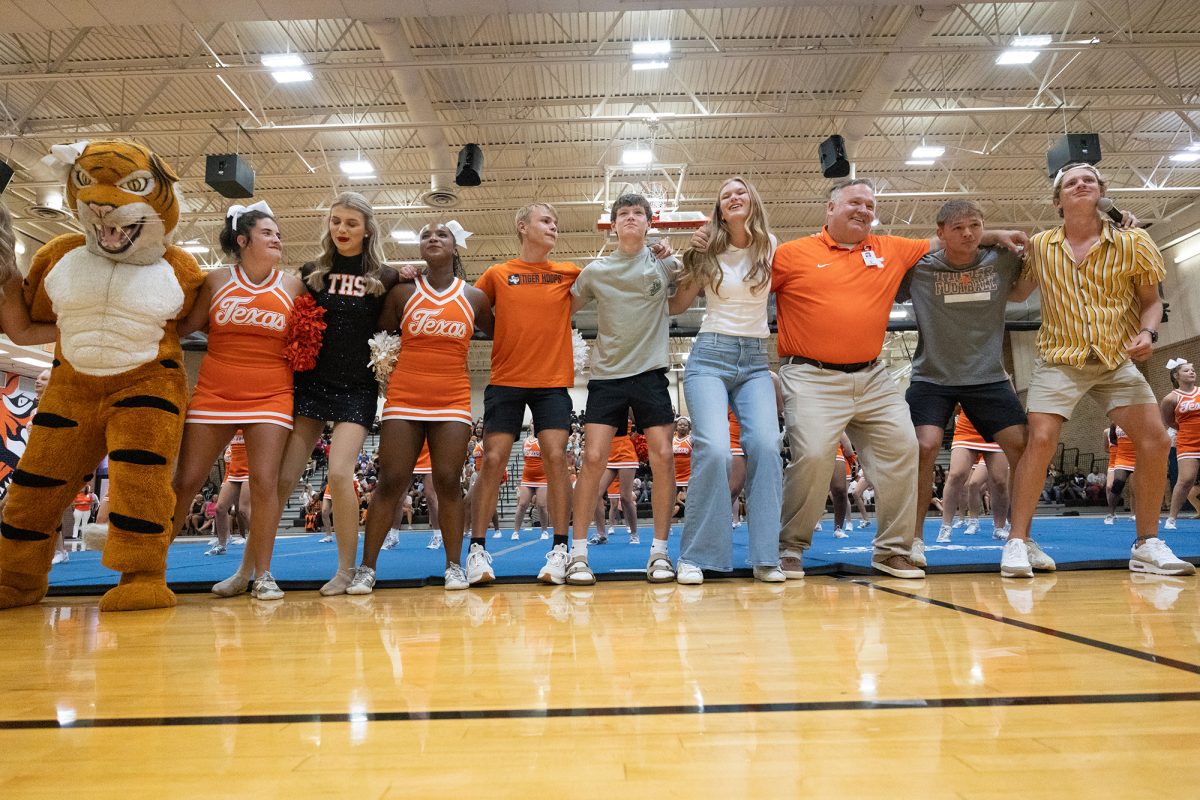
[306,192,387,295]
[515,202,558,242]
[680,177,772,297]
[0,203,18,286]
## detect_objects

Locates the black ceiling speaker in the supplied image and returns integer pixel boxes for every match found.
[205,154,255,199]
[819,135,851,179]
[0,160,13,193]
[1047,133,1101,178]
[455,143,483,187]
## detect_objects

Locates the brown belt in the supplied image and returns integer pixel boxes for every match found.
[782,355,878,373]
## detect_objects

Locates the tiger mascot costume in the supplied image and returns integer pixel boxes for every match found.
[0,140,203,612]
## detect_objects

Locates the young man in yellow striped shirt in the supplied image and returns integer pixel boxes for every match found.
[1007,163,1195,577]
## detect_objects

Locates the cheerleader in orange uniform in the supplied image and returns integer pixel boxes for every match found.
[727,408,747,525]
[169,205,303,600]
[938,410,1008,541]
[349,222,493,593]
[206,430,249,555]
[672,417,693,518]
[1164,359,1200,528]
[1105,424,1136,524]
[588,430,641,544]
[511,433,549,540]
[410,443,443,549]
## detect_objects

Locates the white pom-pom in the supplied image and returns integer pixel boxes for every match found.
[571,328,590,375]
[368,331,402,395]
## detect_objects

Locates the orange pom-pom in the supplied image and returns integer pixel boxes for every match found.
[284,294,327,371]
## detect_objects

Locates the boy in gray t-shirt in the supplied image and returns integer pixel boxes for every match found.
[567,194,680,586]
[902,200,1050,578]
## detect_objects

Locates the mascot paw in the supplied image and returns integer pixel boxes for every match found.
[0,572,49,609]
[99,571,176,612]
[82,523,109,551]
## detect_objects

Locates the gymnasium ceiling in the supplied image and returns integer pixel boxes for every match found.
[1,0,1198,373]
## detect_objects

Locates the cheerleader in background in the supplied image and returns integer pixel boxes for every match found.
[1163,359,1200,529]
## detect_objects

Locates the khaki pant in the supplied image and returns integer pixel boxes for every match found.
[779,362,918,559]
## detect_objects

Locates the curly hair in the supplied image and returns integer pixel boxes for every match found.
[305,192,387,295]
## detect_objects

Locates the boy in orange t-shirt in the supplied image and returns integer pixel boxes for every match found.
[466,202,581,587]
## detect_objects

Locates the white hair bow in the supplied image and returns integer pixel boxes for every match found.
[41,141,90,171]
[227,200,274,230]
[445,220,472,249]
[1167,358,1187,371]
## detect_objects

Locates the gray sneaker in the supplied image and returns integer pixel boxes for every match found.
[1129,538,1197,576]
[346,565,377,595]
[1025,540,1056,572]
[251,571,284,601]
[444,563,469,591]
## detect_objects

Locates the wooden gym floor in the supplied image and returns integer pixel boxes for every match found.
[1,571,1198,798]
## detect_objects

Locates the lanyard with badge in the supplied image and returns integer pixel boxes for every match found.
[861,247,885,268]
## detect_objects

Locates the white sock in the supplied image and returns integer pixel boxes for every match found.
[651,539,668,555]
[572,540,588,558]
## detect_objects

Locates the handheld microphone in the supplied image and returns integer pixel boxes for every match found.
[1097,197,1125,225]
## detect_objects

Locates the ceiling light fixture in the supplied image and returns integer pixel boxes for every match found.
[340,159,374,175]
[15,356,52,368]
[1169,152,1200,163]
[262,54,312,84]
[997,34,1050,65]
[911,145,945,159]
[631,60,669,71]
[621,145,654,166]
[631,41,671,56]
[390,230,419,243]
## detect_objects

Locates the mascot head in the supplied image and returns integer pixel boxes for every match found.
[51,140,182,266]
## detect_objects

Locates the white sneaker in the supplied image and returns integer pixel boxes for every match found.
[444,563,468,591]
[856,519,871,529]
[1025,540,1056,572]
[540,530,550,540]
[676,561,704,585]
[466,543,495,585]
[538,544,569,585]
[511,530,521,540]
[1104,514,1115,525]
[205,544,227,556]
[426,533,443,550]
[492,530,502,539]
[752,565,787,583]
[251,571,284,601]
[833,527,849,539]
[319,534,334,543]
[381,531,400,550]
[964,519,980,536]
[910,539,926,568]
[936,524,952,544]
[1164,518,1178,530]
[994,523,1011,540]
[346,565,376,595]
[51,551,69,565]
[207,536,219,545]
[1000,539,1033,578]
[565,554,596,586]
[1129,538,1197,576]
[813,521,823,532]
[212,571,253,597]
[230,535,246,545]
[628,532,640,544]
[951,515,963,529]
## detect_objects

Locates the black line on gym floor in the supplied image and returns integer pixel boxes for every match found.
[3,691,1199,730]
[847,578,1200,675]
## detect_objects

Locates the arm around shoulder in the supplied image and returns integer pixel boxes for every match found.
[468,286,494,338]
[0,275,55,345]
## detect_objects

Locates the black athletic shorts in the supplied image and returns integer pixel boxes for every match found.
[584,369,675,435]
[905,379,1026,441]
[482,385,573,437]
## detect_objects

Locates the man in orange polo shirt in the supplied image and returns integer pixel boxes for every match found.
[774,179,1026,579]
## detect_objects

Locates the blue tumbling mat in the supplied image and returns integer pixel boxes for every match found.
[45,515,1200,595]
